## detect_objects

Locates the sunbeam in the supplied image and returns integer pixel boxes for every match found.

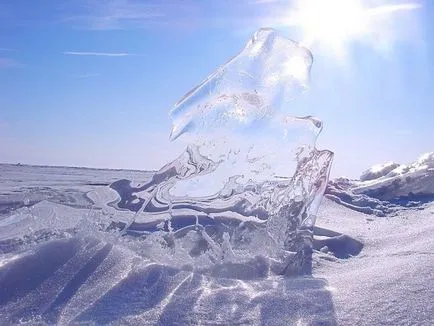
[284,0,421,57]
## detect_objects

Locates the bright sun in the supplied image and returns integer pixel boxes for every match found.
[288,0,421,57]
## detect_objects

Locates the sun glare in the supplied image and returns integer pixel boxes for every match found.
[293,0,367,51]
[283,55,310,84]
[287,0,421,57]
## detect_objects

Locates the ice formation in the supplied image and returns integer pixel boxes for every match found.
[326,152,434,216]
[107,28,333,276]
[353,152,434,200]
[360,162,400,182]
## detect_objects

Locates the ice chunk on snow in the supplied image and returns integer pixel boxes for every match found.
[106,28,333,277]
[360,162,400,181]
[354,152,434,201]
[327,152,434,215]
[415,152,434,168]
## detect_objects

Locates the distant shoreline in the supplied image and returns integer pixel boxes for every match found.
[0,162,155,173]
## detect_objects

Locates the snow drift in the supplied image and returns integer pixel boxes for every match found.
[353,152,434,200]
[326,152,434,216]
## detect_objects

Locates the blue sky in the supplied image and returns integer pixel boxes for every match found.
[0,0,432,177]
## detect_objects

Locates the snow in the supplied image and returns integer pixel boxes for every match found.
[325,152,434,217]
[0,163,433,325]
[315,199,434,325]
[359,162,400,181]
[354,152,434,200]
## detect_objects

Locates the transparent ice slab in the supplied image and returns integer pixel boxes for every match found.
[107,28,334,277]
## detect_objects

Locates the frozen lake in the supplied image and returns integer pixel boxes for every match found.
[0,164,433,325]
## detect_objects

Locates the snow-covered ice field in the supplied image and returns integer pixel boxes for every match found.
[0,163,433,325]
[315,199,434,325]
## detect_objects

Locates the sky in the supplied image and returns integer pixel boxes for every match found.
[0,0,433,177]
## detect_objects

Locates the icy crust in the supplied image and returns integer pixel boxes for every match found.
[326,152,434,216]
[104,29,334,277]
[360,162,400,181]
[353,152,434,200]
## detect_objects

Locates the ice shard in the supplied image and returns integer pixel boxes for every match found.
[109,28,333,277]
[170,27,312,142]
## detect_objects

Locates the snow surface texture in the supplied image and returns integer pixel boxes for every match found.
[0,164,433,325]
[326,152,434,216]
[98,28,333,276]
